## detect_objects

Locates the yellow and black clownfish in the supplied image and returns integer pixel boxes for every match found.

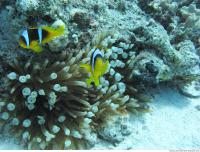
[80,48,109,87]
[19,25,65,53]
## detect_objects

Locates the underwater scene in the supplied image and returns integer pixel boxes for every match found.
[0,0,200,150]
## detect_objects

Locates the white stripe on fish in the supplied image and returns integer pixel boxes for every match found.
[38,27,42,44]
[91,48,103,72]
[22,29,30,47]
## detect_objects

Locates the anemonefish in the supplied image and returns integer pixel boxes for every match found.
[19,25,65,53]
[80,48,109,87]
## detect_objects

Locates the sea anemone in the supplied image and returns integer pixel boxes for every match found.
[1,50,99,149]
[79,32,151,121]
[0,32,150,150]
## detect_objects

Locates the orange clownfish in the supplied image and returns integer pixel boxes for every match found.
[80,48,109,87]
[19,25,65,53]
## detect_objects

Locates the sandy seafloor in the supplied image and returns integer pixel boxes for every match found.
[0,86,199,150]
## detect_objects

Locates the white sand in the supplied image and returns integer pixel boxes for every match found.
[92,86,200,150]
[1,86,200,150]
[130,87,200,149]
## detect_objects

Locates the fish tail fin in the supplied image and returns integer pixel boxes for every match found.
[51,25,65,37]
[42,25,65,44]
[80,63,91,73]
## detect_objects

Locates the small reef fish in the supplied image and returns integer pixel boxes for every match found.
[81,48,109,87]
[19,25,65,53]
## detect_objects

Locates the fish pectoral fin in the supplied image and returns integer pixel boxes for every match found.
[94,75,100,87]
[31,45,42,53]
[86,76,94,87]
[102,60,109,75]
[80,63,91,73]
[29,41,42,53]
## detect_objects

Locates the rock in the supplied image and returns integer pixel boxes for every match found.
[72,11,91,29]
[97,116,131,144]
[16,0,39,13]
[195,105,200,111]
[178,81,200,98]
[129,51,172,84]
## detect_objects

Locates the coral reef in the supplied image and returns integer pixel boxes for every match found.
[98,115,131,144]
[137,0,200,51]
[0,0,200,150]
[131,20,200,83]
[136,0,200,96]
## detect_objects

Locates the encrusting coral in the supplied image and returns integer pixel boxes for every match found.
[131,20,200,85]
[137,0,200,53]
[134,0,200,97]
[0,32,150,149]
